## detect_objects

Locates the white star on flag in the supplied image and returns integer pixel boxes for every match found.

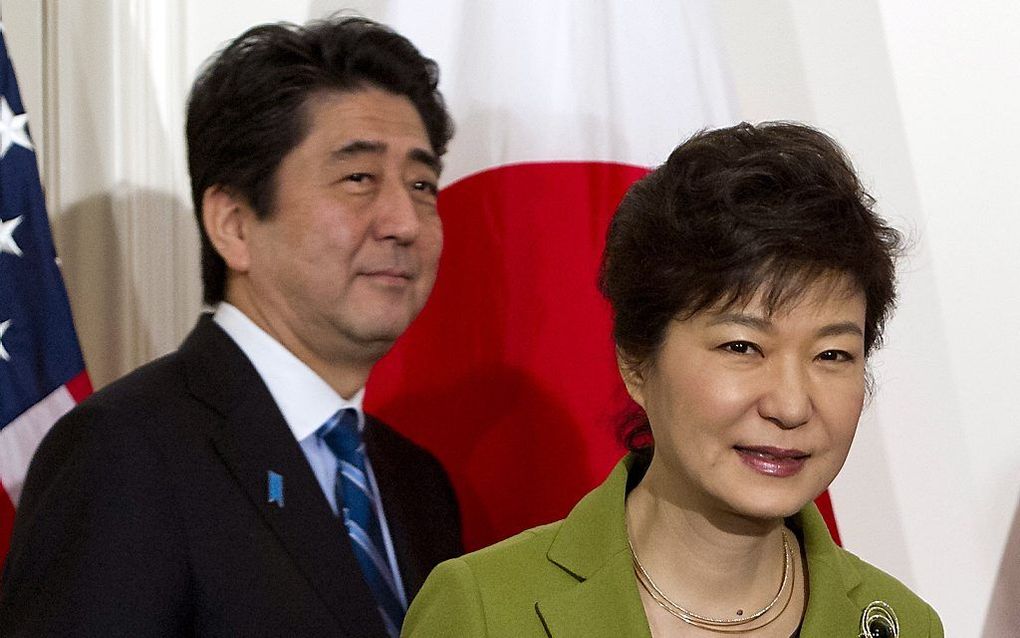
[0,96,33,159]
[0,215,23,257]
[0,319,11,361]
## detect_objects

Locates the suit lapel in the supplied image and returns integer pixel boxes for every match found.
[534,457,652,637]
[363,418,419,593]
[794,504,865,635]
[179,317,386,638]
[364,416,442,599]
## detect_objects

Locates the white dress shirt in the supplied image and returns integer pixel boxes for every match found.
[213,302,407,607]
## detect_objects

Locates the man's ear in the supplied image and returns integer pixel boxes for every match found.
[202,185,254,273]
[617,348,647,409]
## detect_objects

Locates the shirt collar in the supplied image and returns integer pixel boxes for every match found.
[212,302,365,441]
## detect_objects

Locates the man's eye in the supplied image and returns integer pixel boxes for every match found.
[413,180,438,195]
[720,341,760,355]
[817,349,854,362]
[344,173,371,183]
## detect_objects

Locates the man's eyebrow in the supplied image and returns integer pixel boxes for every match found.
[409,147,442,175]
[330,140,386,159]
[329,141,442,175]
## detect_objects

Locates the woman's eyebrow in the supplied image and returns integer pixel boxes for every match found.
[706,313,773,332]
[816,321,864,338]
[705,314,864,339]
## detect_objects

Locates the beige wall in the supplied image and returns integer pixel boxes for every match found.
[6,0,201,387]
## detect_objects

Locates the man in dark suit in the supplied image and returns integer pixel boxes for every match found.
[0,16,461,637]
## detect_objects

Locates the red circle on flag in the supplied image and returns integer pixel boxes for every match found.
[367,161,648,550]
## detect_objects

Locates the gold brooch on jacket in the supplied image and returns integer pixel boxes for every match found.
[859,600,899,638]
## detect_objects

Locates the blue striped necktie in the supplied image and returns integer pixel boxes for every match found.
[320,409,405,637]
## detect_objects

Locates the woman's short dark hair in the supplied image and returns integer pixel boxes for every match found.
[599,121,903,454]
[186,16,454,304]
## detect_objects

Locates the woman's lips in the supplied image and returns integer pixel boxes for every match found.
[734,446,809,478]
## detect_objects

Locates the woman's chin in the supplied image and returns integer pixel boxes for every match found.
[713,482,821,523]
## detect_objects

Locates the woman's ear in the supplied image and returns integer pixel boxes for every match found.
[201,185,254,273]
[617,348,647,409]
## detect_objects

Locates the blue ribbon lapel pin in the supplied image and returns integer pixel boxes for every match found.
[267,470,284,508]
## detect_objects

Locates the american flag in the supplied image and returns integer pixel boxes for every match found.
[0,26,91,567]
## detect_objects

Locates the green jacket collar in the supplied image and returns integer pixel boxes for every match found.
[795,501,866,634]
[537,455,652,636]
[536,455,868,636]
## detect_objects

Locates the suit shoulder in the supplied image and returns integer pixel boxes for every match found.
[81,349,188,410]
[407,521,572,637]
[465,520,562,563]
[25,351,191,473]
[448,520,567,589]
[25,346,216,497]
[33,350,195,459]
[840,547,930,602]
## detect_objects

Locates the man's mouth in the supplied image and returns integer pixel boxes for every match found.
[360,268,414,284]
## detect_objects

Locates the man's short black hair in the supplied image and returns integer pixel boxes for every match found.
[186,16,453,304]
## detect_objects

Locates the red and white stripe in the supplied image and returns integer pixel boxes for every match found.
[0,372,91,559]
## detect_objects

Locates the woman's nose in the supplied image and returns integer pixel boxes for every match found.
[757,361,813,429]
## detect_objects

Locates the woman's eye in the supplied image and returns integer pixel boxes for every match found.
[720,341,760,356]
[817,349,854,362]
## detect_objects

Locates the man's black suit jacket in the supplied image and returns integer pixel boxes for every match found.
[0,316,462,637]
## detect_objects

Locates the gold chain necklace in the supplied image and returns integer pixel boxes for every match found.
[629,529,793,631]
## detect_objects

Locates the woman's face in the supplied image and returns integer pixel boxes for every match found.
[622,275,867,521]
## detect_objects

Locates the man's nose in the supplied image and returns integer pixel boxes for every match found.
[373,180,421,244]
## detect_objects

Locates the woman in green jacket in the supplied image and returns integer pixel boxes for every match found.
[403,122,943,637]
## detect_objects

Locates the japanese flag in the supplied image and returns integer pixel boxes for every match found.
[360,2,836,551]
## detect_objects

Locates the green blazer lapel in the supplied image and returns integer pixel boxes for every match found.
[794,503,863,635]
[536,550,652,637]
[535,457,652,637]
